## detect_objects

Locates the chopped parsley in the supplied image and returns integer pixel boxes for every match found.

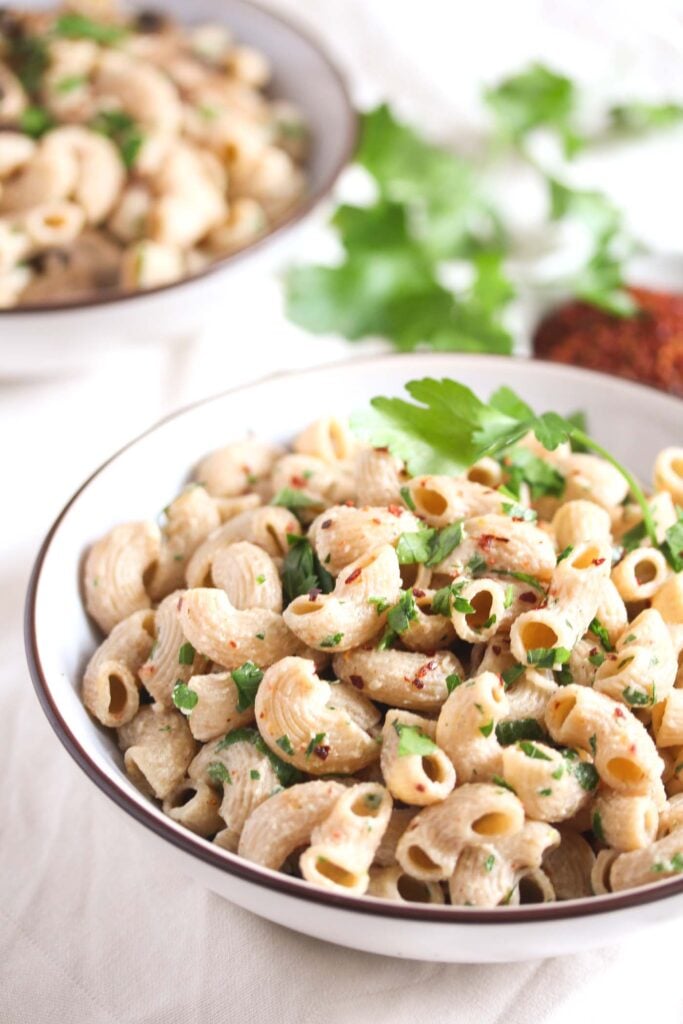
[256,574,266,585]
[215,727,302,787]
[271,487,320,519]
[56,73,87,94]
[250,769,261,781]
[489,569,546,592]
[431,580,474,617]
[556,545,573,563]
[172,681,197,714]
[231,661,264,711]
[495,718,545,745]
[91,109,144,169]
[400,486,416,510]
[589,650,605,668]
[503,585,515,609]
[518,740,552,761]
[484,854,496,872]
[320,633,344,648]
[178,642,195,666]
[501,501,537,522]
[538,787,552,796]
[19,105,53,138]
[393,721,438,757]
[305,732,327,757]
[589,617,613,652]
[478,614,497,631]
[501,663,525,689]
[526,646,571,668]
[445,672,463,694]
[479,720,494,738]
[661,512,683,572]
[502,447,566,500]
[281,534,334,604]
[276,735,295,756]
[651,852,683,874]
[378,590,418,649]
[589,734,597,756]
[396,521,463,567]
[551,765,564,780]
[622,685,652,707]
[592,810,605,843]
[492,774,517,793]
[55,12,128,43]
[570,761,599,791]
[467,552,488,575]
[207,761,232,786]
[368,596,390,615]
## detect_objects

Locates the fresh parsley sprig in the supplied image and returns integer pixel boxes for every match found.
[351,377,657,544]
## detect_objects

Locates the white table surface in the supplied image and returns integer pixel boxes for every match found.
[3,1,683,1020]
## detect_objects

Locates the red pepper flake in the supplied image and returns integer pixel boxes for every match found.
[533,288,683,397]
[592,557,606,566]
[492,645,501,655]
[291,475,307,488]
[308,588,321,601]
[344,500,356,507]
[415,784,426,792]
[350,675,365,690]
[229,640,237,649]
[629,743,636,754]
[314,745,330,761]
[412,588,426,599]
[345,567,363,584]
[321,519,333,529]
[371,517,381,525]
[387,503,403,517]
[374,446,389,453]
[412,678,425,689]
[520,592,537,603]
[614,707,626,719]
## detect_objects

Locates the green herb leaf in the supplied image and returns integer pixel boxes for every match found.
[393,721,438,757]
[215,727,303,787]
[589,650,605,668]
[231,661,264,712]
[589,617,613,652]
[305,732,327,757]
[571,761,599,791]
[281,534,334,605]
[19,105,53,138]
[272,487,320,513]
[250,769,260,780]
[501,447,566,500]
[56,73,87,94]
[592,810,605,843]
[485,62,582,157]
[172,681,198,714]
[55,13,128,43]
[518,740,552,761]
[622,685,652,707]
[368,596,390,615]
[527,647,571,669]
[378,590,418,649]
[479,720,494,738]
[400,485,416,510]
[445,672,463,694]
[396,521,463,567]
[492,774,517,794]
[501,663,525,689]
[495,718,545,745]
[178,642,195,666]
[661,511,683,572]
[501,501,537,522]
[207,761,232,786]
[484,854,496,872]
[608,101,683,135]
[557,545,574,563]
[276,735,294,755]
[91,109,143,168]
[320,633,344,648]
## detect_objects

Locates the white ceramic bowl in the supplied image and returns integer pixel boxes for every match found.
[1,0,356,378]
[26,353,683,962]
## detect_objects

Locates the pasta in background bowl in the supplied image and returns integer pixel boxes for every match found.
[0,0,355,374]
[25,353,683,962]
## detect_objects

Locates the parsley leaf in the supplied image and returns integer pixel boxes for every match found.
[215,728,303,787]
[172,681,198,714]
[281,534,334,605]
[231,662,264,712]
[495,718,545,745]
[91,109,143,169]
[393,721,438,757]
[608,101,683,136]
[518,740,552,761]
[589,617,613,652]
[484,62,582,158]
[571,761,599,792]
[592,810,605,843]
[501,446,565,500]
[271,487,320,515]
[527,646,571,669]
[55,13,128,43]
[445,673,463,694]
[19,105,53,138]
[396,521,463,567]
[320,633,344,648]
[276,735,294,755]
[178,642,195,666]
[378,590,418,649]
[661,510,683,572]
[207,761,232,786]
[431,581,473,617]
[501,663,525,689]
[622,685,652,707]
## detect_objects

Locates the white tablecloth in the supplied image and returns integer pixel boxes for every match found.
[3,2,683,1020]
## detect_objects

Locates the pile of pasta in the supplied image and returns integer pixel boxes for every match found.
[81,419,683,907]
[0,1,307,307]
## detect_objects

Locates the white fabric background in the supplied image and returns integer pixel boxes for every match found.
[3,2,683,1021]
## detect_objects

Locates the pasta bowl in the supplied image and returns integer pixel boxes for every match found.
[0,0,356,377]
[25,352,683,962]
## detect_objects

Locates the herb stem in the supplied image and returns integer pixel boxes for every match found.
[568,427,657,543]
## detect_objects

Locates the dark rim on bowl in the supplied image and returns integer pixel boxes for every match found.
[3,0,358,315]
[24,353,683,923]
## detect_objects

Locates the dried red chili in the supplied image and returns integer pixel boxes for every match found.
[533,287,683,396]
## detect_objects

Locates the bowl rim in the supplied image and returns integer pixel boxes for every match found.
[24,352,683,923]
[2,0,358,316]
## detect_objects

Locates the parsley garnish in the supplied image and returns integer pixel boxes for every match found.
[527,647,571,669]
[91,109,143,169]
[501,663,524,689]
[492,774,517,794]
[556,546,573,564]
[393,721,438,757]
[207,762,232,786]
[431,581,474,617]
[400,486,416,510]
[250,769,261,780]
[281,534,334,604]
[20,105,53,137]
[589,617,613,652]
[56,73,87,94]
[172,681,198,714]
[589,651,605,668]
[571,762,599,791]
[479,720,494,738]
[231,662,264,712]
[495,718,545,745]
[320,633,344,648]
[592,810,605,843]
[55,13,128,43]
[396,521,463,567]
[378,590,418,649]
[501,501,537,522]
[503,585,515,609]
[661,511,683,572]
[445,673,463,694]
[518,740,552,761]
[651,852,683,875]
[368,596,390,615]
[306,732,327,757]
[178,642,195,666]
[215,728,302,787]
[484,854,496,872]
[589,734,597,756]
[351,379,657,543]
[538,787,552,796]
[622,685,652,707]
[276,735,295,755]
[271,488,321,521]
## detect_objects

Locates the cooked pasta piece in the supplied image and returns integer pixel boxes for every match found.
[333,648,463,712]
[367,864,445,904]
[308,504,420,576]
[594,608,677,707]
[117,706,196,799]
[381,710,456,805]
[210,541,283,612]
[501,742,592,823]
[82,608,155,726]
[592,791,659,852]
[84,520,161,634]
[654,447,683,504]
[436,672,508,783]
[610,828,683,891]
[138,590,206,707]
[542,829,595,899]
